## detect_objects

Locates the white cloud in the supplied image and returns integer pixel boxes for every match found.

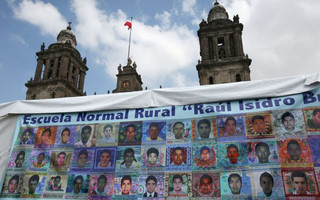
[182,0,197,16]
[10,34,28,46]
[155,11,171,29]
[71,0,199,89]
[11,0,66,37]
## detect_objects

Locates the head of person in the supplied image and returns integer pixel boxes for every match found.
[15,151,25,168]
[172,175,183,193]
[125,124,136,142]
[148,123,160,140]
[228,173,242,195]
[61,127,70,144]
[227,144,239,164]
[73,175,83,194]
[255,142,270,163]
[146,175,157,194]
[225,117,237,135]
[281,112,295,131]
[147,148,159,165]
[287,140,301,161]
[291,171,308,195]
[8,175,19,193]
[77,149,88,168]
[121,175,132,195]
[103,124,113,139]
[312,109,320,126]
[53,176,61,187]
[199,174,214,195]
[260,172,274,197]
[37,153,45,165]
[123,148,136,168]
[173,147,185,165]
[173,122,184,139]
[252,115,266,134]
[41,128,51,145]
[197,119,211,139]
[28,175,39,194]
[200,146,211,161]
[56,152,66,167]
[81,126,92,145]
[97,175,107,193]
[21,129,32,143]
[99,149,111,167]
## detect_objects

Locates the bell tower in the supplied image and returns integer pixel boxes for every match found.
[113,58,143,93]
[197,1,251,85]
[25,23,88,100]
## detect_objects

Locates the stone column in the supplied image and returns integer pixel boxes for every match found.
[52,57,59,78]
[43,59,51,80]
[34,59,43,81]
[79,71,85,91]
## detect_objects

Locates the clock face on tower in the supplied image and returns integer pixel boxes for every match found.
[122,80,131,88]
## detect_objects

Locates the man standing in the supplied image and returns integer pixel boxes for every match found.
[143,175,158,197]
[291,171,311,195]
[197,119,211,139]
[255,142,270,163]
[228,173,242,195]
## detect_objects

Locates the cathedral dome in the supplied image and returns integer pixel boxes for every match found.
[57,23,77,48]
[207,1,229,22]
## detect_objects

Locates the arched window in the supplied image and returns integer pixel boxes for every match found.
[236,74,241,82]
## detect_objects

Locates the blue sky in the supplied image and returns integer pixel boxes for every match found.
[1,0,320,103]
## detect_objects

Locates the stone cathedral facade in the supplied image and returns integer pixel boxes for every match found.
[25,1,251,100]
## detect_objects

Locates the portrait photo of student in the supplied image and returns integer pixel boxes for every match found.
[218,142,248,167]
[142,121,166,144]
[192,173,220,198]
[141,145,165,168]
[89,174,114,196]
[245,113,274,139]
[220,171,252,197]
[7,149,30,169]
[50,150,72,171]
[74,125,96,147]
[18,127,35,145]
[277,138,312,164]
[69,148,94,171]
[96,123,118,146]
[66,174,91,196]
[94,147,116,171]
[166,173,191,197]
[44,175,67,192]
[272,110,305,137]
[116,146,141,171]
[28,150,50,171]
[282,169,319,196]
[21,174,46,197]
[54,125,76,147]
[113,174,139,196]
[193,118,216,140]
[166,120,191,143]
[34,126,57,148]
[303,107,320,131]
[193,143,217,169]
[217,115,245,140]
[247,140,279,165]
[167,145,191,171]
[118,121,142,146]
[1,173,23,196]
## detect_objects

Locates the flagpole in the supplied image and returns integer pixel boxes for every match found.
[127,17,132,61]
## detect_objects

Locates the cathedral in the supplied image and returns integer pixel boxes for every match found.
[25,1,251,100]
